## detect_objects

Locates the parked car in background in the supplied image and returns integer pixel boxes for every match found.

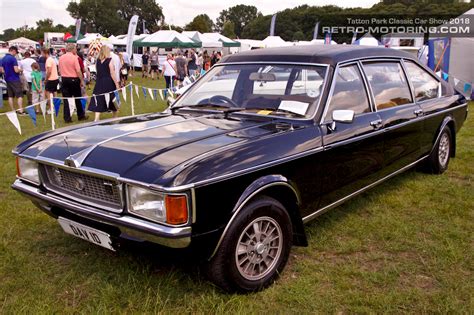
[12,46,468,292]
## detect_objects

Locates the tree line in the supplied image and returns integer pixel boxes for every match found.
[1,0,472,44]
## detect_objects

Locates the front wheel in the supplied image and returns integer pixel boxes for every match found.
[206,196,292,292]
[425,126,452,174]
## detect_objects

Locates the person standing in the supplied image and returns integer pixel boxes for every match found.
[119,53,128,87]
[161,53,177,94]
[30,62,43,113]
[42,47,59,102]
[88,45,120,122]
[20,51,36,105]
[110,47,121,84]
[175,51,187,83]
[141,51,149,78]
[150,51,159,80]
[1,46,25,114]
[187,49,198,77]
[58,43,86,123]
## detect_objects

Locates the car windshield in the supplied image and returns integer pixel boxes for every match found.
[173,63,328,119]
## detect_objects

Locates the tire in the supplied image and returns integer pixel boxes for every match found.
[425,126,452,174]
[206,196,293,292]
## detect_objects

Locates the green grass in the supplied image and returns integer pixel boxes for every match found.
[0,77,473,313]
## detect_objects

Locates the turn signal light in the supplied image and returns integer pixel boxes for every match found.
[165,195,188,225]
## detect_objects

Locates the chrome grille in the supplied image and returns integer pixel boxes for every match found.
[43,165,122,209]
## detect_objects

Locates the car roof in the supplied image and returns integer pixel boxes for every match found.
[221,45,414,66]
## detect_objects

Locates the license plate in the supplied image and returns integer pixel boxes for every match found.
[58,217,115,251]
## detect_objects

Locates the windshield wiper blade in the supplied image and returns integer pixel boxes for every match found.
[172,104,244,116]
[244,107,306,118]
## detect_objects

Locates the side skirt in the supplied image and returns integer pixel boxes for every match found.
[302,155,429,223]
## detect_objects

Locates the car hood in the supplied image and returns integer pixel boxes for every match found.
[19,112,301,184]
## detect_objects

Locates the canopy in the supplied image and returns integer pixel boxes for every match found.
[182,31,222,48]
[133,30,201,48]
[112,34,147,46]
[262,36,292,48]
[353,33,382,46]
[203,33,241,47]
[8,37,39,47]
[77,33,104,45]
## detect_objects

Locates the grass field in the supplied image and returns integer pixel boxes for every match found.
[0,75,472,313]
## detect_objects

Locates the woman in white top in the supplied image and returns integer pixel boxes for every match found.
[161,54,177,94]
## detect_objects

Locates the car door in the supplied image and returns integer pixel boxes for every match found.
[361,60,423,177]
[319,63,384,209]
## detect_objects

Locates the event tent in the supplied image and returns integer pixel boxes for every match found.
[203,33,241,47]
[182,31,222,48]
[110,34,147,46]
[262,36,292,48]
[353,33,382,46]
[8,37,39,48]
[76,33,104,45]
[133,30,201,48]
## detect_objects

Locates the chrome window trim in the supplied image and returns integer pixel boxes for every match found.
[400,59,417,105]
[209,181,300,259]
[174,61,331,122]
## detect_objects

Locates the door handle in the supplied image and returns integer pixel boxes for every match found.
[414,109,424,117]
[370,119,383,129]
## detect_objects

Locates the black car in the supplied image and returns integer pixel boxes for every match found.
[12,45,468,292]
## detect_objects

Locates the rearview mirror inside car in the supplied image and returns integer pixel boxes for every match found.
[249,72,276,82]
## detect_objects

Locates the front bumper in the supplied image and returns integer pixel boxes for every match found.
[12,179,191,248]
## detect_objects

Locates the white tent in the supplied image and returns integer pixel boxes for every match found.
[182,31,222,48]
[203,33,241,47]
[8,37,39,48]
[353,33,382,46]
[262,36,292,48]
[77,33,104,45]
[134,30,200,48]
[111,34,147,46]
[295,39,337,46]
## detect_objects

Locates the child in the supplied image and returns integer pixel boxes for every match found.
[31,62,43,113]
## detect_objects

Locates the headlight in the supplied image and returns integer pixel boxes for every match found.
[16,157,40,184]
[127,185,188,225]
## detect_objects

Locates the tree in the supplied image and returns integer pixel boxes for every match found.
[66,0,164,35]
[185,14,213,33]
[215,5,261,38]
[222,21,236,39]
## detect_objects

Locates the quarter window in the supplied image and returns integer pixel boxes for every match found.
[404,61,440,101]
[363,62,413,110]
[325,64,370,120]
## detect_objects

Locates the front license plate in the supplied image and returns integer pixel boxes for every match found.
[58,217,115,251]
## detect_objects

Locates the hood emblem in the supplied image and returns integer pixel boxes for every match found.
[64,136,80,168]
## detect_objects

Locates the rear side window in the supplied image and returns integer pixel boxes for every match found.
[404,61,439,101]
[325,64,370,120]
[363,62,413,110]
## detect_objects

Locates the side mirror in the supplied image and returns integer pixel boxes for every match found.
[332,110,355,123]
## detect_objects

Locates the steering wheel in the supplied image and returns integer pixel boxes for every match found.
[208,95,240,108]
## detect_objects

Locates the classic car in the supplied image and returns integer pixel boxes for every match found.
[12,45,468,292]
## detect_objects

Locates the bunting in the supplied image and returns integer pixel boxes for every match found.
[153,89,158,100]
[442,72,449,81]
[50,96,55,130]
[114,91,121,107]
[464,83,472,94]
[158,89,164,101]
[68,98,76,115]
[135,85,139,98]
[80,98,87,111]
[53,98,61,117]
[148,88,154,100]
[122,87,127,102]
[40,100,47,120]
[104,93,110,106]
[25,107,37,126]
[6,111,21,134]
[142,87,147,98]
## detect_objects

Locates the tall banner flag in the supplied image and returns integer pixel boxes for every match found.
[74,19,82,40]
[269,14,277,37]
[126,15,139,58]
[6,111,21,134]
[313,22,319,40]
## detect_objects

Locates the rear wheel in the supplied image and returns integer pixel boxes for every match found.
[425,126,452,174]
[206,196,292,292]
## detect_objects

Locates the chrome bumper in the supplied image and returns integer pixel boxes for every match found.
[12,179,191,248]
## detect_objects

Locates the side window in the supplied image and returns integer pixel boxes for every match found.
[404,61,440,101]
[363,62,413,110]
[325,64,370,120]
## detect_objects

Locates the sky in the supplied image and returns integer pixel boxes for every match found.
[0,0,380,32]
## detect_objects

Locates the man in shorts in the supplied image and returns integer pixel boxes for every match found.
[141,51,149,78]
[42,48,59,101]
[1,46,25,114]
[149,51,159,80]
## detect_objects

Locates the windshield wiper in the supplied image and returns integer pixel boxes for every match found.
[171,104,244,117]
[244,107,306,118]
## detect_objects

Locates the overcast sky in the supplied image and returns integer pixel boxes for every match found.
[1,0,379,32]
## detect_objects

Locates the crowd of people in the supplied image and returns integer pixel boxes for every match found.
[0,43,223,122]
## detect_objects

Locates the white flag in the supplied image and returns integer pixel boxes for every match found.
[148,88,154,100]
[104,93,110,106]
[68,98,76,115]
[158,89,164,101]
[50,96,55,130]
[40,100,47,120]
[436,71,442,78]
[121,87,127,102]
[135,85,139,98]
[183,76,192,86]
[6,111,21,135]
[454,77,460,86]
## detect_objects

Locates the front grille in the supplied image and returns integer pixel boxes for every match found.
[43,165,122,210]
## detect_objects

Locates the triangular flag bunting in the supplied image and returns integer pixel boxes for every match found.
[183,76,192,86]
[121,87,127,102]
[6,111,21,134]
[464,83,472,93]
[453,78,460,86]
[148,88,154,100]
[53,98,61,117]
[104,93,110,106]
[436,71,442,78]
[25,107,37,126]
[114,91,121,106]
[40,100,47,120]
[158,89,164,101]
[50,96,55,130]
[80,98,87,111]
[142,87,147,98]
[68,98,76,115]
[442,72,449,81]
[153,89,158,100]
[135,85,139,98]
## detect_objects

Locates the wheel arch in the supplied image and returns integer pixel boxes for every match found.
[432,116,456,158]
[209,175,307,260]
